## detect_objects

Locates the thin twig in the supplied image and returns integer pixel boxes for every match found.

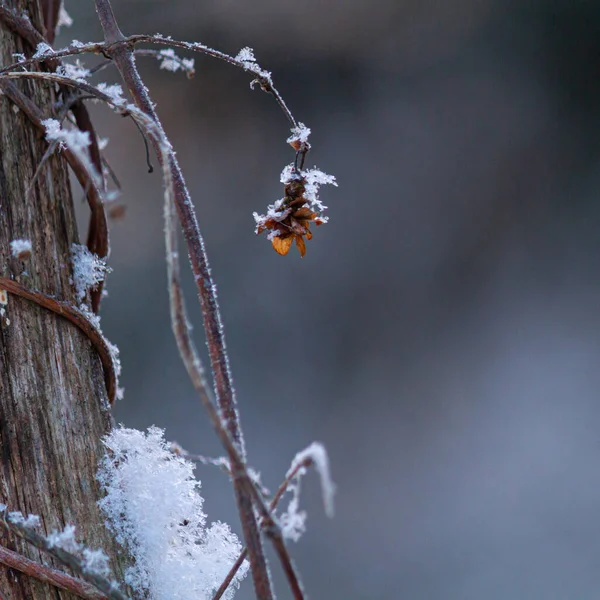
[0,3,310,170]
[0,544,107,600]
[159,102,305,600]
[213,457,313,600]
[0,509,128,600]
[159,110,274,598]
[0,32,298,129]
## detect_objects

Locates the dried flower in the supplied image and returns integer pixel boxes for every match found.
[254,165,335,257]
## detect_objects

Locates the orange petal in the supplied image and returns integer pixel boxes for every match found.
[294,207,315,220]
[305,228,313,240]
[295,235,307,258]
[272,235,293,256]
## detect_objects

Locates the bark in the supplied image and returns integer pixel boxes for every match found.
[0,1,126,598]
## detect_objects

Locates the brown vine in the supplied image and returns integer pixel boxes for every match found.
[0,277,117,404]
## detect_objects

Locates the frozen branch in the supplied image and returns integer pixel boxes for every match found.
[213,455,314,600]
[0,507,128,600]
[0,544,108,600]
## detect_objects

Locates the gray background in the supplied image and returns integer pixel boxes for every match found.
[63,1,600,598]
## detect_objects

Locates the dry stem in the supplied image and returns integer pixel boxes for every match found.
[213,457,313,600]
[0,509,128,600]
[0,544,107,600]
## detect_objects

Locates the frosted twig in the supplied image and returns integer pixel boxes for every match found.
[0,507,128,600]
[0,12,302,133]
[170,442,231,471]
[158,104,275,596]
[156,80,305,596]
[0,544,108,600]
[213,455,314,600]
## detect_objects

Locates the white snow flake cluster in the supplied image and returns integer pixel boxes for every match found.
[33,42,54,59]
[70,243,110,302]
[253,163,336,234]
[57,60,90,82]
[10,238,32,260]
[47,523,81,553]
[278,442,336,543]
[286,123,312,148]
[281,164,336,215]
[42,117,90,152]
[234,46,272,86]
[95,82,126,106]
[57,2,73,32]
[158,48,195,74]
[47,524,111,576]
[289,442,336,518]
[97,426,248,600]
[252,198,290,234]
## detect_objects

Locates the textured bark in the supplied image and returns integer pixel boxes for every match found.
[0,1,126,598]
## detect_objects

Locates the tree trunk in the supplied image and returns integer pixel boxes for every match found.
[0,1,126,598]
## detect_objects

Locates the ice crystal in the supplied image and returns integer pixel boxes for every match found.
[70,243,110,302]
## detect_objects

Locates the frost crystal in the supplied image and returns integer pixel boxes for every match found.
[280,164,337,215]
[234,46,255,63]
[42,118,90,153]
[57,60,90,82]
[7,511,40,529]
[279,478,306,542]
[95,83,126,106]
[2,510,112,579]
[70,243,110,302]
[82,548,110,576]
[47,524,79,552]
[97,427,248,600]
[289,442,336,518]
[10,239,32,260]
[252,198,290,232]
[234,46,272,86]
[277,443,335,542]
[57,2,73,31]
[33,42,54,59]
[287,123,311,147]
[158,48,195,74]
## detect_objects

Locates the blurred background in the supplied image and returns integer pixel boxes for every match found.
[62,1,600,598]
